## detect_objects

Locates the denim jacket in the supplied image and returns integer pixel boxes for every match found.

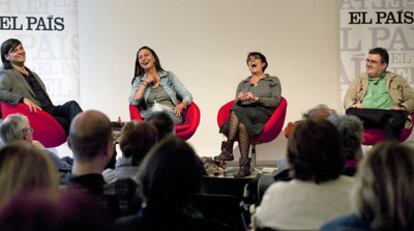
[129,71,193,118]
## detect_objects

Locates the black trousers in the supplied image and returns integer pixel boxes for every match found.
[346,108,409,140]
[45,100,83,133]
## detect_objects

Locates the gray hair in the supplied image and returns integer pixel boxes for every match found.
[303,104,339,125]
[0,114,30,143]
[337,115,363,160]
[352,142,414,230]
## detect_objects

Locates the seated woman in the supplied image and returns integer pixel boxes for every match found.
[253,119,353,230]
[103,121,158,184]
[320,141,414,231]
[129,46,192,125]
[214,52,281,177]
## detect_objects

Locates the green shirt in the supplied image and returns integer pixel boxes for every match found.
[362,73,394,109]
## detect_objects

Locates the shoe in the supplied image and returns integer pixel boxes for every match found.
[213,149,234,162]
[234,156,251,178]
[234,166,251,178]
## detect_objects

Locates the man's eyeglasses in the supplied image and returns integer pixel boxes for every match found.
[366,58,381,64]
[22,127,33,133]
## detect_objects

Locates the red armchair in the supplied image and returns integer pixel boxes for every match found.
[217,97,288,170]
[0,102,67,148]
[129,102,200,141]
[362,112,414,145]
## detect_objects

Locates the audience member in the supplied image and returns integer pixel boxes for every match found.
[0,113,72,173]
[65,110,113,193]
[254,119,353,230]
[284,104,338,138]
[320,141,414,231]
[103,121,158,184]
[0,142,59,207]
[116,136,229,231]
[337,115,364,176]
[0,189,115,231]
[144,111,175,141]
[64,110,120,217]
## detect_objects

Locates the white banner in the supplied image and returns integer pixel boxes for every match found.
[340,0,414,111]
[0,0,79,105]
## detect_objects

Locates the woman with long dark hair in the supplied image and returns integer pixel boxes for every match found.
[129,46,192,124]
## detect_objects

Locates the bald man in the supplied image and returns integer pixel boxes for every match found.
[65,110,114,196]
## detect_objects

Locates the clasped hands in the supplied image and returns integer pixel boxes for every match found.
[238,92,259,102]
[351,102,404,110]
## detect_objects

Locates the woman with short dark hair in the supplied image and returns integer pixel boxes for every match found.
[215,52,281,177]
[254,119,353,230]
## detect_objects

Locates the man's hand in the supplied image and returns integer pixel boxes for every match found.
[351,102,364,109]
[23,98,42,112]
[391,105,405,111]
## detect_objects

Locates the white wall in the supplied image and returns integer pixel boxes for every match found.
[79,0,341,160]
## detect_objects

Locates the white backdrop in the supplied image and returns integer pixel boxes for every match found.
[79,0,341,159]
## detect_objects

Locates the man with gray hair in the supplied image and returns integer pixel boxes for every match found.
[0,113,71,172]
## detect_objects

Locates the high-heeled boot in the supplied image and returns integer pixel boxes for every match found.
[213,140,234,162]
[234,153,251,178]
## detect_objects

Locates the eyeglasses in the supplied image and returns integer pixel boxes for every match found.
[366,58,381,64]
[247,55,261,62]
[22,127,33,133]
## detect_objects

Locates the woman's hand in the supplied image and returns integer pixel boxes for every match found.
[145,73,158,85]
[244,92,259,102]
[237,92,247,102]
[23,98,42,112]
[174,103,186,117]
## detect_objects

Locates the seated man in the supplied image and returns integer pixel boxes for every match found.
[0,38,82,132]
[344,47,414,140]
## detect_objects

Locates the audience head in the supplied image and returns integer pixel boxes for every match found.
[246,51,268,71]
[353,141,414,230]
[1,38,22,70]
[144,111,175,141]
[287,119,345,183]
[138,136,204,207]
[0,113,33,144]
[133,46,164,81]
[303,104,339,125]
[337,115,363,161]
[0,189,115,231]
[68,110,113,164]
[119,121,158,166]
[0,142,58,207]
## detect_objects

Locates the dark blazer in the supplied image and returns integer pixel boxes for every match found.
[0,68,50,106]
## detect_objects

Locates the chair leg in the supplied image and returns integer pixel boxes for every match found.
[250,144,262,174]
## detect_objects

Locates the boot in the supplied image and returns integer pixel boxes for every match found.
[213,141,234,162]
[234,156,251,178]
